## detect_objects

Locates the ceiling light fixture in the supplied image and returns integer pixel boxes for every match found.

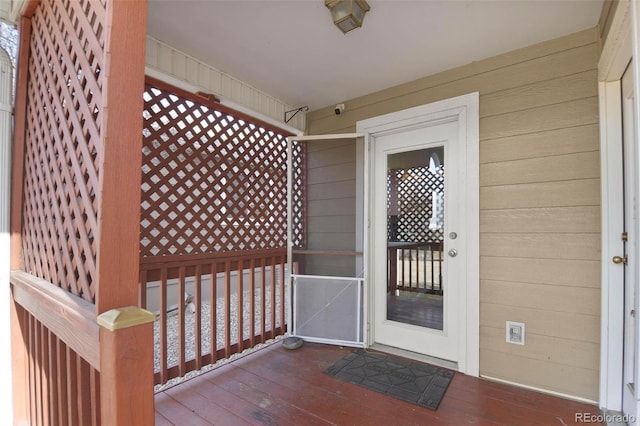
[325,0,370,34]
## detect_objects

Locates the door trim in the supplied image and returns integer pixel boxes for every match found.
[599,77,626,412]
[598,0,638,412]
[356,92,479,376]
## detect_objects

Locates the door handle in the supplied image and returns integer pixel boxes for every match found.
[612,255,628,265]
[448,249,457,258]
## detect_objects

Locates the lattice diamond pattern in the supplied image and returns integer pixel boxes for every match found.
[387,164,444,243]
[290,141,306,248]
[21,0,106,301]
[141,83,299,257]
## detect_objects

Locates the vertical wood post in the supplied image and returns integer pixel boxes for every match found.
[10,295,29,425]
[98,307,155,425]
[95,0,150,423]
[95,0,147,313]
[10,15,32,271]
[10,14,33,425]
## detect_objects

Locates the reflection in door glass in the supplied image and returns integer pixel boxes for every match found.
[386,147,444,330]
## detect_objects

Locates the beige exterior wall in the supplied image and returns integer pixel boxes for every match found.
[303,138,358,277]
[306,28,601,401]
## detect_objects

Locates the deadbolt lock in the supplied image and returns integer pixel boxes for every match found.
[612,255,628,265]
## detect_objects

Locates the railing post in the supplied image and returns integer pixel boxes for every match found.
[98,307,155,426]
[9,294,29,425]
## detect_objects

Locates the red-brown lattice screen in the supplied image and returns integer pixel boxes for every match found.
[387,164,444,243]
[141,79,305,258]
[21,0,106,302]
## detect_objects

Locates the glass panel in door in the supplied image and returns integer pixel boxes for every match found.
[386,147,445,331]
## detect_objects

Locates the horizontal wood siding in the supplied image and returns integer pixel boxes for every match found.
[304,139,358,276]
[306,28,601,400]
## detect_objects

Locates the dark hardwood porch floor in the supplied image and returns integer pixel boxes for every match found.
[387,293,443,330]
[155,342,603,426]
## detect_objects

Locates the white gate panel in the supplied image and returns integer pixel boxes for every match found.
[292,275,363,347]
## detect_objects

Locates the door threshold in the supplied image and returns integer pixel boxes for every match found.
[369,343,458,371]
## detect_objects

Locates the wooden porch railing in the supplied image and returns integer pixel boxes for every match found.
[9,0,150,424]
[139,248,289,385]
[10,271,155,425]
[388,242,443,295]
[11,271,100,426]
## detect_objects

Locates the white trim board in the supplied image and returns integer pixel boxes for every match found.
[598,78,625,411]
[0,46,12,425]
[356,92,480,377]
[482,375,598,406]
[597,0,640,416]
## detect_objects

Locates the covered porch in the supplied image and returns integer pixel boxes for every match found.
[2,0,632,424]
[154,341,604,426]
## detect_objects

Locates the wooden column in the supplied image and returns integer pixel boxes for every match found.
[10,14,33,425]
[95,0,147,313]
[10,15,32,270]
[98,307,155,425]
[95,0,151,424]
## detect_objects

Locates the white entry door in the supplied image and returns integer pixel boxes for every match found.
[372,120,462,362]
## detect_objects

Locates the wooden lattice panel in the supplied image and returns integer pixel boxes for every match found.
[142,81,299,257]
[290,141,306,248]
[21,0,106,301]
[387,164,444,243]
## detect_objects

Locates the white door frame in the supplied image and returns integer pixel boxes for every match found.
[286,133,366,348]
[357,92,479,376]
[371,121,460,362]
[598,0,640,414]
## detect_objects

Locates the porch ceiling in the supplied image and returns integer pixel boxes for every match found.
[147,0,604,112]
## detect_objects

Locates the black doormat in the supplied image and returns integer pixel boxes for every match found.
[324,349,454,410]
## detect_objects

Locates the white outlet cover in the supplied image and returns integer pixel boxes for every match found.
[506,321,525,345]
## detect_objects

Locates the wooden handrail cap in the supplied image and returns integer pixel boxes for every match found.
[97,306,155,331]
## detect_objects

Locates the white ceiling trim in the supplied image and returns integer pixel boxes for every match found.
[0,0,25,25]
[145,35,306,131]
